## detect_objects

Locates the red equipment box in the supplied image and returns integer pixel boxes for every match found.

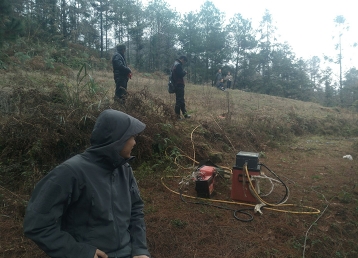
[231,167,260,203]
[199,165,216,177]
[195,166,217,198]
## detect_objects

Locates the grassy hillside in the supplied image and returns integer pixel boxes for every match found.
[0,52,358,257]
[1,64,357,188]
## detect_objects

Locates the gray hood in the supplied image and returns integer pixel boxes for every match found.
[84,109,145,170]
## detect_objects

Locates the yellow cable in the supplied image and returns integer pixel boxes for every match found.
[161,176,321,215]
[243,164,290,207]
[190,125,201,167]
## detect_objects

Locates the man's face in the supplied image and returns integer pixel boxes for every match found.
[119,136,136,159]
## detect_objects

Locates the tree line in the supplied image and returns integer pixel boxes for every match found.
[1,0,358,109]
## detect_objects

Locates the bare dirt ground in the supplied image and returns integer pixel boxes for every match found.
[1,135,357,258]
[140,136,358,258]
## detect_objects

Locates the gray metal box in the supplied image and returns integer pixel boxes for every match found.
[235,151,259,170]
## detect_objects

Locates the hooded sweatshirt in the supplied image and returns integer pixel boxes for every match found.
[23,109,150,258]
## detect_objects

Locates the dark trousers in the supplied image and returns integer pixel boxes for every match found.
[115,80,128,99]
[227,81,231,89]
[175,84,187,115]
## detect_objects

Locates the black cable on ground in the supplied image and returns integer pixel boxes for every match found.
[259,163,289,205]
[179,189,254,222]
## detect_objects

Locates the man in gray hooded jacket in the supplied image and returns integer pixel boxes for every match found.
[23,109,150,258]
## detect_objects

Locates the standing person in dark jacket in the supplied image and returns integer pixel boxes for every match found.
[23,109,150,258]
[172,55,190,119]
[112,44,132,103]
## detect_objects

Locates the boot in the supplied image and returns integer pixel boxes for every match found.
[184,113,191,119]
[114,96,126,105]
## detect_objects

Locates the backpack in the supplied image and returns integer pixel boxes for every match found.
[168,77,175,94]
[168,64,177,94]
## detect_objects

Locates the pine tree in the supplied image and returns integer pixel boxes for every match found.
[0,0,24,48]
[226,13,257,90]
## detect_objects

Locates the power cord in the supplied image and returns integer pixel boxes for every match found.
[179,187,254,222]
[259,163,289,204]
[161,173,320,223]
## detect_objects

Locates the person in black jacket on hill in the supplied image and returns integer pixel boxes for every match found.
[172,55,191,119]
[23,109,151,258]
[112,44,132,103]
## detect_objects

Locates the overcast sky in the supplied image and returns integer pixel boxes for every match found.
[146,0,357,74]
